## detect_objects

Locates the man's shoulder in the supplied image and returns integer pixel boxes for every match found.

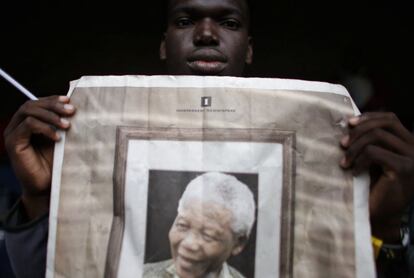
[143,259,173,278]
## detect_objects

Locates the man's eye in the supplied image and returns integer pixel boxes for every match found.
[176,222,189,231]
[175,18,193,27]
[220,19,240,30]
[202,234,213,242]
[202,233,217,242]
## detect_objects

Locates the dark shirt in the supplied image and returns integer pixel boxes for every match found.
[3,200,47,278]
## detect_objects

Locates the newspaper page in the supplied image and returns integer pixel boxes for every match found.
[46,76,375,278]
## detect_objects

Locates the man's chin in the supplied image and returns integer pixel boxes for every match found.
[175,257,205,278]
[187,61,227,76]
[176,266,204,278]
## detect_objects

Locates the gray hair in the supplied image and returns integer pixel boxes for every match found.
[177,172,256,237]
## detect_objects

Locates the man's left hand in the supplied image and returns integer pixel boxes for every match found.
[340,112,414,242]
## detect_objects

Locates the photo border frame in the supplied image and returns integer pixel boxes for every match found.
[105,127,296,278]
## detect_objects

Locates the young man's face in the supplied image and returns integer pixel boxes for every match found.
[161,0,253,77]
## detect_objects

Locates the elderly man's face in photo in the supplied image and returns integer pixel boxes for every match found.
[168,199,245,278]
[161,0,253,77]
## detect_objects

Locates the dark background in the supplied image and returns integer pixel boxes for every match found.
[0,2,412,276]
[145,170,258,277]
[0,1,413,130]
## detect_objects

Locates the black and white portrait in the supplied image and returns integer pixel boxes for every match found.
[107,127,295,278]
[144,171,258,277]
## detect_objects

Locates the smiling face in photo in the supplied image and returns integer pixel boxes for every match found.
[168,199,245,278]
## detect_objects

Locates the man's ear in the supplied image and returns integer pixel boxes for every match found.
[245,36,253,65]
[160,33,167,61]
[231,235,248,256]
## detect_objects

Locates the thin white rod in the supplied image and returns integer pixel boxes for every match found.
[0,67,38,100]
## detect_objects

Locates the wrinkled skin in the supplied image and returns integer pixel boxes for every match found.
[168,200,246,278]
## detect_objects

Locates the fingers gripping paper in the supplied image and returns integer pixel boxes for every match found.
[46,76,375,278]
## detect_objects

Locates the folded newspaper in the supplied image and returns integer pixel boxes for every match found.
[46,76,375,278]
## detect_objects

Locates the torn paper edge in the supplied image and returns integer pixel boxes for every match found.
[74,75,350,96]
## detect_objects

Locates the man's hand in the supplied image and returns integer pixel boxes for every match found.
[340,112,414,243]
[3,95,75,220]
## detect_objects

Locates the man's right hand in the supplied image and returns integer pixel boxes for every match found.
[3,95,76,220]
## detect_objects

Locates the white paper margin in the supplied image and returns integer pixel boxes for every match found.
[45,80,78,278]
[354,174,375,278]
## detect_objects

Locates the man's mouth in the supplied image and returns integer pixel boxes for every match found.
[187,60,227,75]
[187,50,227,75]
[176,254,202,269]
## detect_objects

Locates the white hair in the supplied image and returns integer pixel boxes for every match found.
[177,172,256,237]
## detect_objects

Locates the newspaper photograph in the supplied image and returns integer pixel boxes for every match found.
[45,76,374,278]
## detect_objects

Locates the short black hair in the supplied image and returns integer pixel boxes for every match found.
[165,0,251,11]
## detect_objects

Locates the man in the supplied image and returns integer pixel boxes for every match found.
[143,172,255,278]
[2,0,414,277]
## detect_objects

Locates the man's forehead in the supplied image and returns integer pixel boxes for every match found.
[178,204,232,228]
[181,199,232,217]
[168,0,249,17]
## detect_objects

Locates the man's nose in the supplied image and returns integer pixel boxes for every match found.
[193,18,219,46]
[180,232,201,252]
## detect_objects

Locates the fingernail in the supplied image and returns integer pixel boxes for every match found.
[60,118,70,127]
[349,117,360,125]
[341,135,350,146]
[59,96,69,102]
[55,132,61,141]
[64,104,74,111]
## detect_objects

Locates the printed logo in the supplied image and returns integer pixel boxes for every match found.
[176,96,235,113]
[201,97,212,107]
